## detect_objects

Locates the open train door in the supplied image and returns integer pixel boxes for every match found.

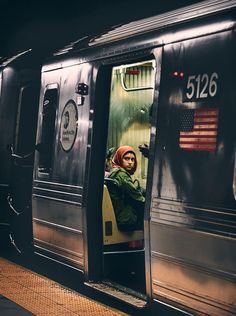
[84,50,162,310]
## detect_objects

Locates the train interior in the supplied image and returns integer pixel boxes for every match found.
[101,59,156,295]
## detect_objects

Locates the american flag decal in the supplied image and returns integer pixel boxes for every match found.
[179,108,219,151]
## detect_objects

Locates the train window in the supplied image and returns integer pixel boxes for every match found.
[38,89,58,174]
[116,60,155,92]
[15,86,39,157]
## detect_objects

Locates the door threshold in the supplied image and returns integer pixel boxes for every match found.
[84,279,147,308]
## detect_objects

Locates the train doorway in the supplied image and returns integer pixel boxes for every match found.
[101,59,156,297]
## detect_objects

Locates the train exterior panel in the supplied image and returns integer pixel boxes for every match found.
[33,1,236,315]
[32,64,95,269]
[27,0,236,315]
[0,50,41,249]
[150,28,236,315]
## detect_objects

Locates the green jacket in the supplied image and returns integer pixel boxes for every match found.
[108,167,145,231]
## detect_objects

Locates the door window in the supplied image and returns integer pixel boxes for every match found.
[38,89,58,174]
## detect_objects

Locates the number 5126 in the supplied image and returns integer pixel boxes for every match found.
[185,72,218,100]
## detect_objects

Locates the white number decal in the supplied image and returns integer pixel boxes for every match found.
[186,75,195,99]
[200,73,208,98]
[185,72,218,100]
[209,72,218,97]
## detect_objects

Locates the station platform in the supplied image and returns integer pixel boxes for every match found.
[0,257,127,316]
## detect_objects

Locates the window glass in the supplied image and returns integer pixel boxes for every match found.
[15,86,39,156]
[38,89,58,173]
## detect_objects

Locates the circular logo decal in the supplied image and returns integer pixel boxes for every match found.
[60,100,78,152]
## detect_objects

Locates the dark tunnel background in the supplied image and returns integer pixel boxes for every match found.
[0,0,202,59]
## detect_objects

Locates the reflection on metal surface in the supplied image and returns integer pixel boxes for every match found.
[89,2,236,46]
[164,20,235,45]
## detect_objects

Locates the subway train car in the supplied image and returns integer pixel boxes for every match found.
[31,0,236,315]
[0,50,41,251]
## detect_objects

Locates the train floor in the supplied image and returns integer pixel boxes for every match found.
[0,256,127,316]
